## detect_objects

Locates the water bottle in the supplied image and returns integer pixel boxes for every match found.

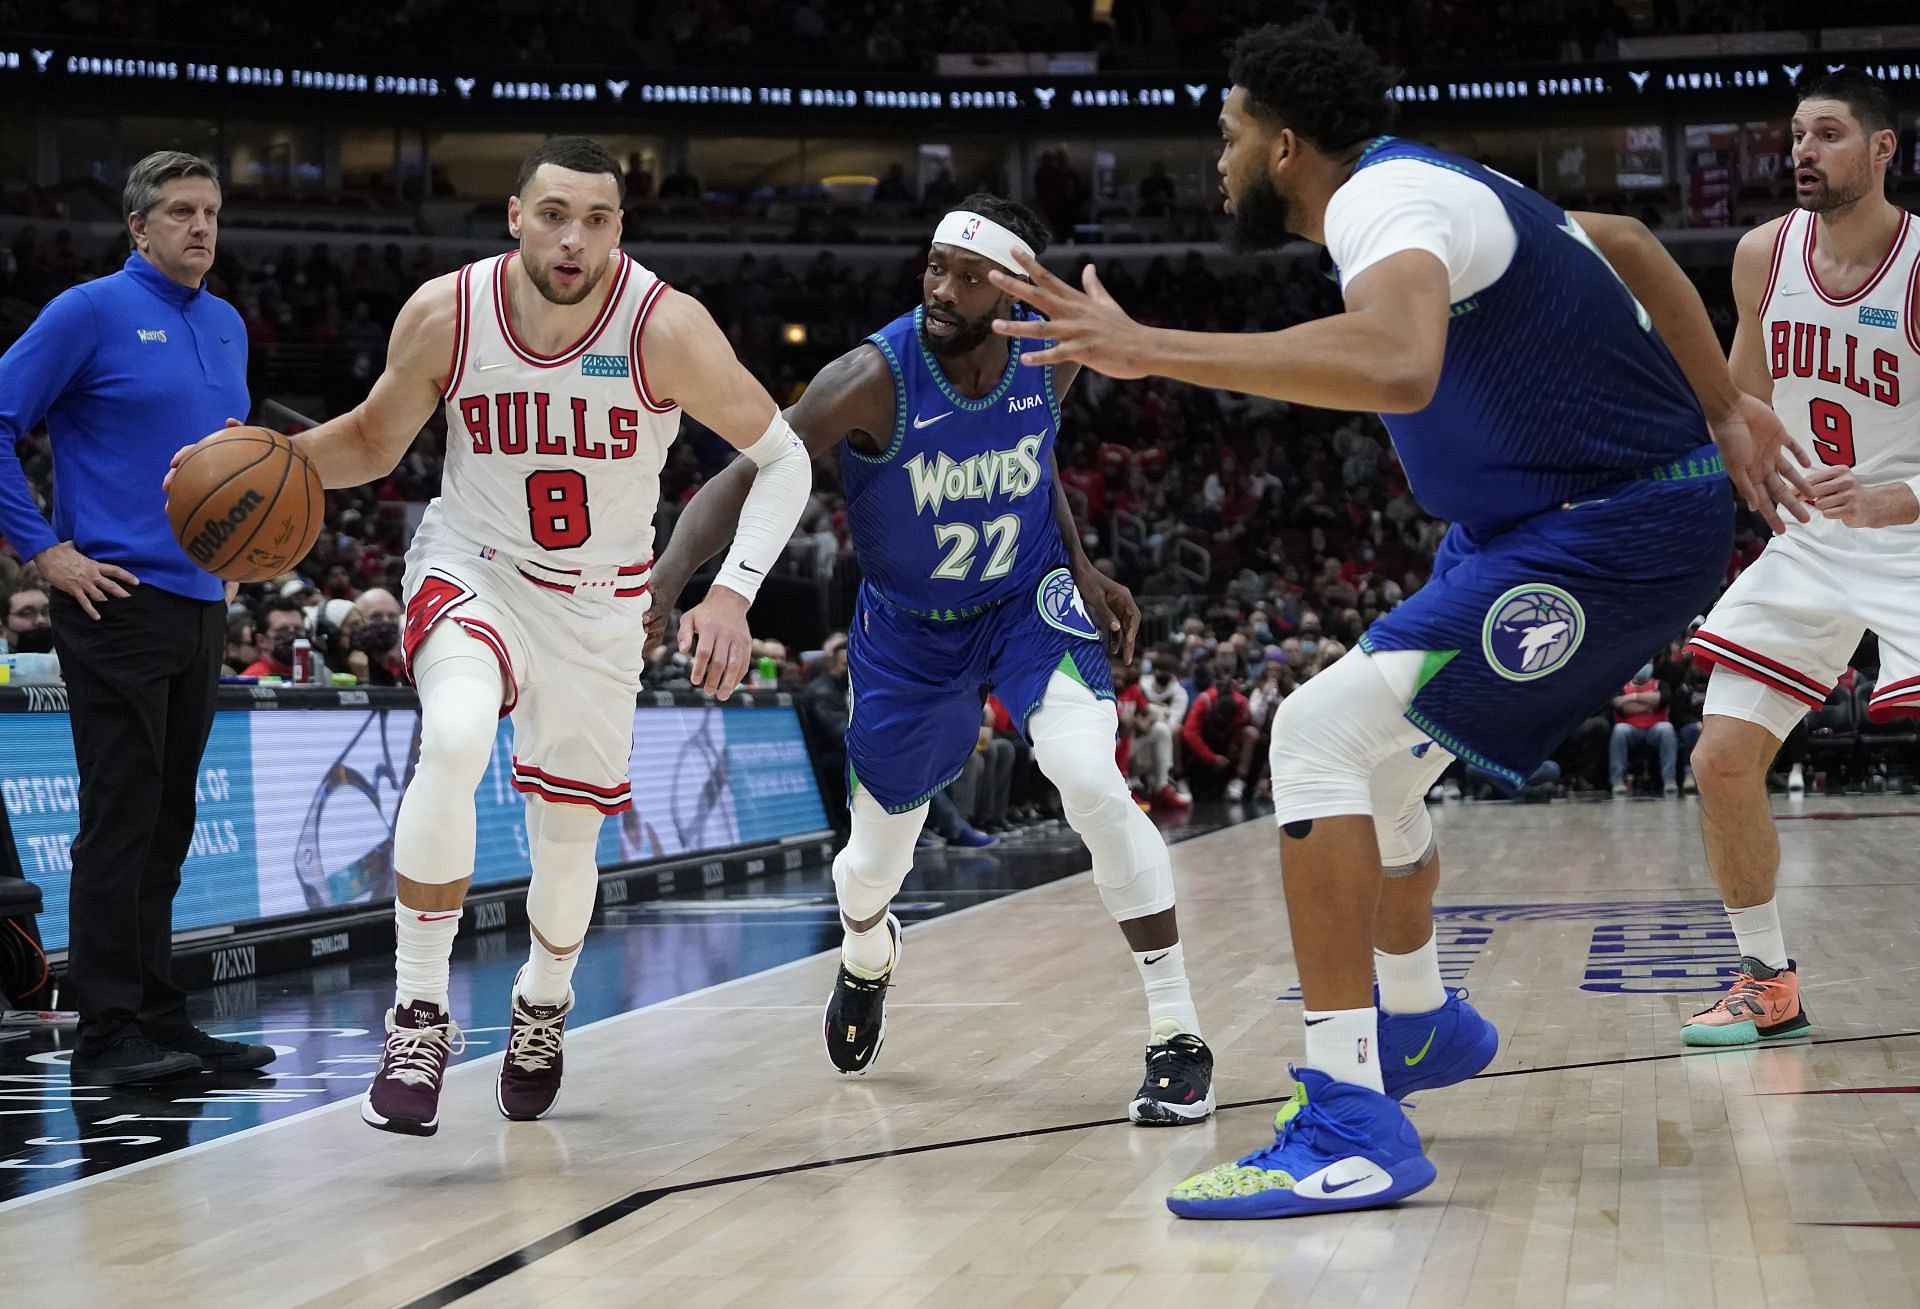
[292,638,314,685]
[0,653,61,684]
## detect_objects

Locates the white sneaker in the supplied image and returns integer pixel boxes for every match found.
[1663,780,1679,798]
[1611,783,1629,798]
[1225,778,1245,802]
[1787,770,1806,795]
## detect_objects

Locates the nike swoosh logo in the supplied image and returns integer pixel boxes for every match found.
[477,361,510,371]
[1404,1028,1437,1066]
[1778,286,1808,296]
[912,412,952,429]
[1304,1016,1333,1026]
[739,562,763,575]
[1142,951,1170,966]
[1321,1175,1364,1193]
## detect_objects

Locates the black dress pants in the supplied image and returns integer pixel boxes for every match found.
[51,585,222,1052]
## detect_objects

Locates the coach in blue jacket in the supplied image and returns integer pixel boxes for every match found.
[0,152,273,1084]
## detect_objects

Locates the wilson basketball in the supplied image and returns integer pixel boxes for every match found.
[166,427,324,583]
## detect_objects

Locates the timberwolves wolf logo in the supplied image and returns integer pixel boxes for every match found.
[1482,584,1584,682]
[1037,568,1099,640]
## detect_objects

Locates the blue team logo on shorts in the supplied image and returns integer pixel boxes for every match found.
[1482,584,1584,682]
[1036,568,1100,641]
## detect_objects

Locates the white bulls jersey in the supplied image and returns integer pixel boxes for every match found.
[1760,206,1920,555]
[429,250,680,569]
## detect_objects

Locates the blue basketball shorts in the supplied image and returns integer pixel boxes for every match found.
[845,568,1116,813]
[1360,467,1733,784]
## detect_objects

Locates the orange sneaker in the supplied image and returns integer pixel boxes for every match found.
[1680,957,1810,1047]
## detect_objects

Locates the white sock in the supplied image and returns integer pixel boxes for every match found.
[1726,898,1789,970]
[520,939,581,1006]
[1133,942,1201,1039]
[1303,1005,1384,1093]
[841,916,895,978]
[394,902,462,1009]
[1374,935,1447,1015]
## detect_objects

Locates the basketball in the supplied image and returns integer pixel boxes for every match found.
[165,426,324,583]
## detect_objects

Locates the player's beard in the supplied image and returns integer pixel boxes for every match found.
[920,304,997,357]
[524,253,607,306]
[1798,166,1872,215]
[1224,170,1296,253]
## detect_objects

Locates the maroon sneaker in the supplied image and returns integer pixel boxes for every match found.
[361,1000,464,1136]
[496,984,572,1121]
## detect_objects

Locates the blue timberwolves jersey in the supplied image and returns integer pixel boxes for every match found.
[1334,138,1710,535]
[841,306,1067,616]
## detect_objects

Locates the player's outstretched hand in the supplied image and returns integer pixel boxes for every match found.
[680,585,752,701]
[162,417,244,495]
[989,252,1152,379]
[1075,563,1140,664]
[1710,392,1813,535]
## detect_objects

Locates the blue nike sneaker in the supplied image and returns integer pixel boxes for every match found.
[1379,989,1499,1100]
[1166,1067,1436,1220]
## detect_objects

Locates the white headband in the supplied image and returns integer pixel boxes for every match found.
[932,210,1035,275]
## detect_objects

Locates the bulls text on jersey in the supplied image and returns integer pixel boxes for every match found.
[455,392,646,461]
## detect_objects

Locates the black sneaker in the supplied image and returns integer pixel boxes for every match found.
[822,913,901,1074]
[1130,1030,1217,1126]
[151,1025,277,1072]
[70,1033,203,1087]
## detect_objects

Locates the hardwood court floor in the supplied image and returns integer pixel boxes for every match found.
[7,795,1920,1308]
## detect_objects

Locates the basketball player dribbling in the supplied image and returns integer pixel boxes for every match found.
[1681,70,1920,1048]
[647,195,1217,1126]
[997,20,1811,1218]
[173,137,811,1135]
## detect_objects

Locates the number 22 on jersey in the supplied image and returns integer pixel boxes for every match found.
[932,515,1021,581]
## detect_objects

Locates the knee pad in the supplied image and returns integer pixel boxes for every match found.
[1370,733,1452,878]
[394,626,502,887]
[1031,674,1175,922]
[524,797,604,947]
[1267,649,1430,829]
[413,626,504,786]
[832,790,925,923]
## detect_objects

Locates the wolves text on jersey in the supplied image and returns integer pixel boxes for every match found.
[1768,321,1901,406]
[905,434,1046,515]
[456,391,644,461]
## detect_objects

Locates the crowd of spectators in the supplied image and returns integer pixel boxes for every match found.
[17,0,1920,75]
[2,214,1908,843]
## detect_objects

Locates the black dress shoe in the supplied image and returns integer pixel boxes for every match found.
[151,1025,277,1072]
[70,1034,202,1086]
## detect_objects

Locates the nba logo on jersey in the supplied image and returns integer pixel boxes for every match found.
[1482,584,1584,681]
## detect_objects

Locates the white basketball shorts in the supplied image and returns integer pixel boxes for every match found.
[402,514,652,813]
[1688,526,1920,737]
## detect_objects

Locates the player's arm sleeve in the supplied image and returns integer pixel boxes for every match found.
[711,413,811,605]
[0,290,94,561]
